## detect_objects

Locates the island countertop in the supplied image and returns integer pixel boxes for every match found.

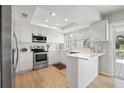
[66,52,106,60]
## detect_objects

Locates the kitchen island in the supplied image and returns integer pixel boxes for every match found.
[66,52,106,88]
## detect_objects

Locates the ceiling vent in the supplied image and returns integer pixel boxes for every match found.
[20,13,28,18]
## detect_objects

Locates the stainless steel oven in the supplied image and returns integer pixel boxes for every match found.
[33,51,48,70]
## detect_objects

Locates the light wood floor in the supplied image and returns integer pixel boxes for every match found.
[87,74,113,88]
[15,65,124,88]
[16,65,68,88]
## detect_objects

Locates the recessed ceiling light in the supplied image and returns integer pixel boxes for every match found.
[64,18,68,21]
[56,23,60,26]
[50,12,56,16]
[44,19,48,22]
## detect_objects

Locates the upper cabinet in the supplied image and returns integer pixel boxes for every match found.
[47,32,64,44]
[14,26,32,43]
[56,33,64,44]
[14,25,64,44]
[20,26,32,42]
[90,20,109,41]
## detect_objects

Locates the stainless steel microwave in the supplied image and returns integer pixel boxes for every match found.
[32,34,47,43]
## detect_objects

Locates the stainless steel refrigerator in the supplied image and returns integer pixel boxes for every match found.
[0,5,18,88]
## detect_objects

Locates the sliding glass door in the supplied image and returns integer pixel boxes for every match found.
[115,25,124,80]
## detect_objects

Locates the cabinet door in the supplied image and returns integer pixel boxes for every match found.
[48,52,60,64]
[26,52,33,68]
[32,28,39,34]
[99,54,109,75]
[18,54,27,72]
[47,33,64,44]
[48,52,54,64]
[52,34,57,43]
[58,34,64,43]
[54,52,59,63]
[76,40,84,48]
[20,27,32,42]
[26,52,33,62]
[60,52,65,64]
[18,52,33,72]
[90,20,108,41]
[47,34,53,43]
[60,51,68,65]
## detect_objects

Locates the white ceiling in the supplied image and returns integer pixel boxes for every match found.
[31,6,101,33]
[12,5,124,34]
[93,5,124,15]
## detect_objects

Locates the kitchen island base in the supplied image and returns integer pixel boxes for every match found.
[66,56,98,88]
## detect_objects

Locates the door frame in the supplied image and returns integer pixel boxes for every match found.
[110,20,124,79]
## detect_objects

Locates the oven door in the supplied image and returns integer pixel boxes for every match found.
[34,52,48,64]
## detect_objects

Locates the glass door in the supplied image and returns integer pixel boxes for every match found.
[115,25,124,80]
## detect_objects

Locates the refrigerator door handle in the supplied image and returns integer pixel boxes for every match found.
[12,49,15,65]
[13,32,19,70]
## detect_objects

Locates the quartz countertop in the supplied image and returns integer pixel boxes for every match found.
[66,52,106,60]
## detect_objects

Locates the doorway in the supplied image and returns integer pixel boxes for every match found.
[115,25,124,80]
[111,22,124,87]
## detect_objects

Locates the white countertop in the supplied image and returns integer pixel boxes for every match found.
[66,52,106,60]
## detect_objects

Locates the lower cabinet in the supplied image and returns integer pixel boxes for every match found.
[48,51,69,65]
[60,52,67,65]
[16,52,33,72]
[60,50,70,65]
[48,51,59,65]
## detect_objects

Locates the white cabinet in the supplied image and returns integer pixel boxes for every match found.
[60,50,70,65]
[48,51,60,64]
[90,20,109,41]
[55,34,64,43]
[48,51,69,65]
[54,52,60,63]
[15,26,32,43]
[47,33,64,44]
[98,42,110,75]
[76,40,84,48]
[32,28,39,34]
[20,27,32,42]
[16,52,33,72]
[47,34,54,43]
[60,51,66,65]
[99,54,110,75]
[66,56,98,88]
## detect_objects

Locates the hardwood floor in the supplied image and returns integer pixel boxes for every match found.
[15,65,124,88]
[16,65,68,88]
[87,75,113,88]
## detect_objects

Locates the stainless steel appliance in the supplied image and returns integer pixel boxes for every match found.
[0,6,18,88]
[31,46,48,70]
[32,34,47,43]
